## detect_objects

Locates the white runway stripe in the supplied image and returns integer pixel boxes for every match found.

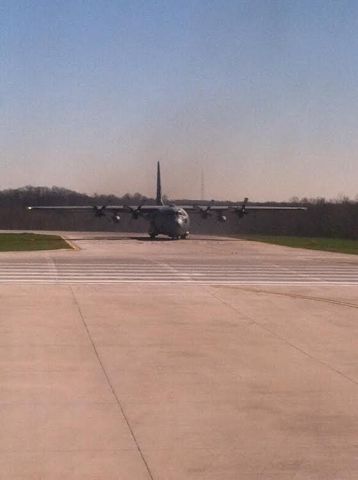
[0,262,356,284]
[0,280,356,284]
[0,272,357,277]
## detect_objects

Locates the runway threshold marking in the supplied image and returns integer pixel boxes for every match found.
[0,262,356,285]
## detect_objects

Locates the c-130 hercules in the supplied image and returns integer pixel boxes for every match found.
[28,162,306,239]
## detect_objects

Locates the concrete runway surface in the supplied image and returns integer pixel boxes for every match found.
[0,232,357,479]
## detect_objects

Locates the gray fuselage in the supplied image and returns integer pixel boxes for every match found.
[148,206,190,239]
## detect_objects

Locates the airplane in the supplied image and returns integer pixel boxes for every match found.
[28,162,306,239]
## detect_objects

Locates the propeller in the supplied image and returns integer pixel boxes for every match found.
[199,206,212,219]
[236,197,249,218]
[127,205,143,220]
[93,206,107,217]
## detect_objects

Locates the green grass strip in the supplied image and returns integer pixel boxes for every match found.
[239,235,358,255]
[0,233,71,252]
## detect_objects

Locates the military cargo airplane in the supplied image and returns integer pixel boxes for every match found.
[28,162,306,239]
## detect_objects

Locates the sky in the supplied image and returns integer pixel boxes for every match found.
[1,0,358,201]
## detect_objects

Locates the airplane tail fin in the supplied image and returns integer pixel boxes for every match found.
[156,161,164,205]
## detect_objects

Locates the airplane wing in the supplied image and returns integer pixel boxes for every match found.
[27,205,161,221]
[178,198,306,219]
[180,205,307,211]
[27,205,159,212]
[28,199,306,223]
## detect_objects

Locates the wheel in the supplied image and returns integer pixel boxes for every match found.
[180,233,189,239]
[149,232,157,240]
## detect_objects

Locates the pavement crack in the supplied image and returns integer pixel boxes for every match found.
[69,286,155,480]
[208,288,358,388]
[217,286,358,310]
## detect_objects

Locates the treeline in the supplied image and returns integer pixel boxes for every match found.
[0,186,357,239]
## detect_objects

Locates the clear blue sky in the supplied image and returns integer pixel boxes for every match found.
[1,0,358,200]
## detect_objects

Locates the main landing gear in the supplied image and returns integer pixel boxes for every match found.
[148,230,189,240]
[171,233,189,240]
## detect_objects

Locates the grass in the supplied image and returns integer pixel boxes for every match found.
[239,235,358,255]
[0,233,71,252]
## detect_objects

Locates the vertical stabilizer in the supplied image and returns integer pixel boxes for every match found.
[156,161,164,205]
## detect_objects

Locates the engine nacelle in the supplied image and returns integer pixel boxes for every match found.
[218,215,227,223]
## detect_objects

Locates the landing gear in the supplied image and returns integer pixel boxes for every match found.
[149,221,158,240]
[170,233,189,240]
[148,230,189,240]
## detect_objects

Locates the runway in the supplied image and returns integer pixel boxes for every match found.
[0,232,357,285]
[1,232,357,480]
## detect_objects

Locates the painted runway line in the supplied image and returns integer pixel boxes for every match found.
[0,262,356,284]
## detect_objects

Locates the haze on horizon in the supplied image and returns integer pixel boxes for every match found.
[1,0,358,202]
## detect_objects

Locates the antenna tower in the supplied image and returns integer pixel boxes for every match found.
[200,169,205,201]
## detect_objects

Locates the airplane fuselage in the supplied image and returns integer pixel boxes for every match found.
[148,206,190,239]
